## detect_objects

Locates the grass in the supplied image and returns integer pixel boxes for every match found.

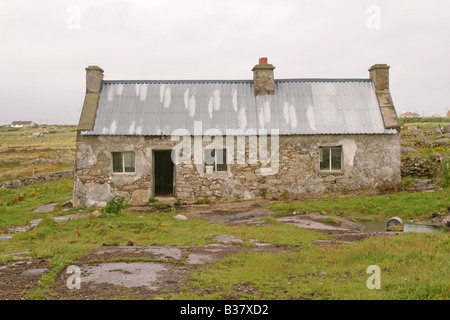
[0,178,75,229]
[0,178,326,299]
[163,232,449,300]
[0,125,76,182]
[269,188,450,221]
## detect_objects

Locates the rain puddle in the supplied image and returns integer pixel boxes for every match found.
[353,218,448,234]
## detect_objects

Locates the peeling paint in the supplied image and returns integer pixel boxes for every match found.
[238,106,247,130]
[188,95,196,117]
[339,138,357,167]
[213,89,221,110]
[232,88,238,112]
[306,105,317,131]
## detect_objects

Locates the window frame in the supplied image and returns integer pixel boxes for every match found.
[319,147,343,172]
[204,148,228,173]
[111,151,136,174]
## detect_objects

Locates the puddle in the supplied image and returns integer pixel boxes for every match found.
[354,218,448,234]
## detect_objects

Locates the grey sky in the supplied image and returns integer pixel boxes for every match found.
[1,0,449,125]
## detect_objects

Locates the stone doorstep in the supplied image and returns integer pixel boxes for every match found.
[154,197,177,205]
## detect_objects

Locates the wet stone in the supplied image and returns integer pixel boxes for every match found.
[33,203,58,213]
[213,235,243,244]
[21,268,49,276]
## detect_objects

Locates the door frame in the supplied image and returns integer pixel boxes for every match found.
[152,149,175,197]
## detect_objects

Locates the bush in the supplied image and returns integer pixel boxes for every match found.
[104,195,126,214]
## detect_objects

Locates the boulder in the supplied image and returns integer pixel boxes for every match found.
[443,124,450,134]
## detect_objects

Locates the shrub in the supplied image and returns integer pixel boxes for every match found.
[148,197,159,204]
[104,195,126,214]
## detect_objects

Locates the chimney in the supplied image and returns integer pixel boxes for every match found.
[78,66,104,131]
[369,64,390,91]
[85,66,104,93]
[368,64,400,130]
[252,57,275,96]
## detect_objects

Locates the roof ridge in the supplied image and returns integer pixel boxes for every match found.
[102,78,372,84]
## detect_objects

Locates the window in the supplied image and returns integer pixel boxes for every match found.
[112,152,135,173]
[319,147,342,171]
[204,149,227,173]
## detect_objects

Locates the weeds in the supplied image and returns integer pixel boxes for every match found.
[104,196,125,214]
[440,158,450,188]
[152,202,171,211]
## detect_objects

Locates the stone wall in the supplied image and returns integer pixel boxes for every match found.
[73,133,401,206]
[0,170,73,189]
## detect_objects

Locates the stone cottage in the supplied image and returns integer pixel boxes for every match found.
[73,58,401,207]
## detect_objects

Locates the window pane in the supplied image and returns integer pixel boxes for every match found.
[112,152,123,173]
[331,148,342,170]
[216,149,227,172]
[124,152,135,172]
[204,149,215,165]
[319,148,330,170]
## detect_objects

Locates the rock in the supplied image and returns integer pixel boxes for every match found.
[21,268,48,276]
[33,202,58,213]
[213,235,243,244]
[61,199,73,207]
[432,212,441,218]
[401,147,419,155]
[89,210,102,218]
[0,252,30,258]
[174,214,188,220]
[242,191,255,200]
[441,215,450,227]
[443,124,450,134]
[30,132,44,138]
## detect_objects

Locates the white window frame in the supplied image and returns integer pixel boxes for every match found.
[319,147,342,171]
[112,152,136,173]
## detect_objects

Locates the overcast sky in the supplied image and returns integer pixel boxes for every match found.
[1,0,449,125]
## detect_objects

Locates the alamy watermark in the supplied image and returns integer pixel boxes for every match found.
[366,5,381,30]
[170,121,280,176]
[366,265,381,289]
[67,4,81,30]
[66,265,81,290]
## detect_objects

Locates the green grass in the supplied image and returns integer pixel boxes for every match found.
[269,188,450,221]
[163,232,449,300]
[0,178,75,230]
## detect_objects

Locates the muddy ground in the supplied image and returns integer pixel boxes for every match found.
[0,199,391,300]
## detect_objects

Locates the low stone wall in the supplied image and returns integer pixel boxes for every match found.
[401,155,443,178]
[0,170,74,189]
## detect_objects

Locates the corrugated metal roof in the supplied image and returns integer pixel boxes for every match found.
[81,79,389,136]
